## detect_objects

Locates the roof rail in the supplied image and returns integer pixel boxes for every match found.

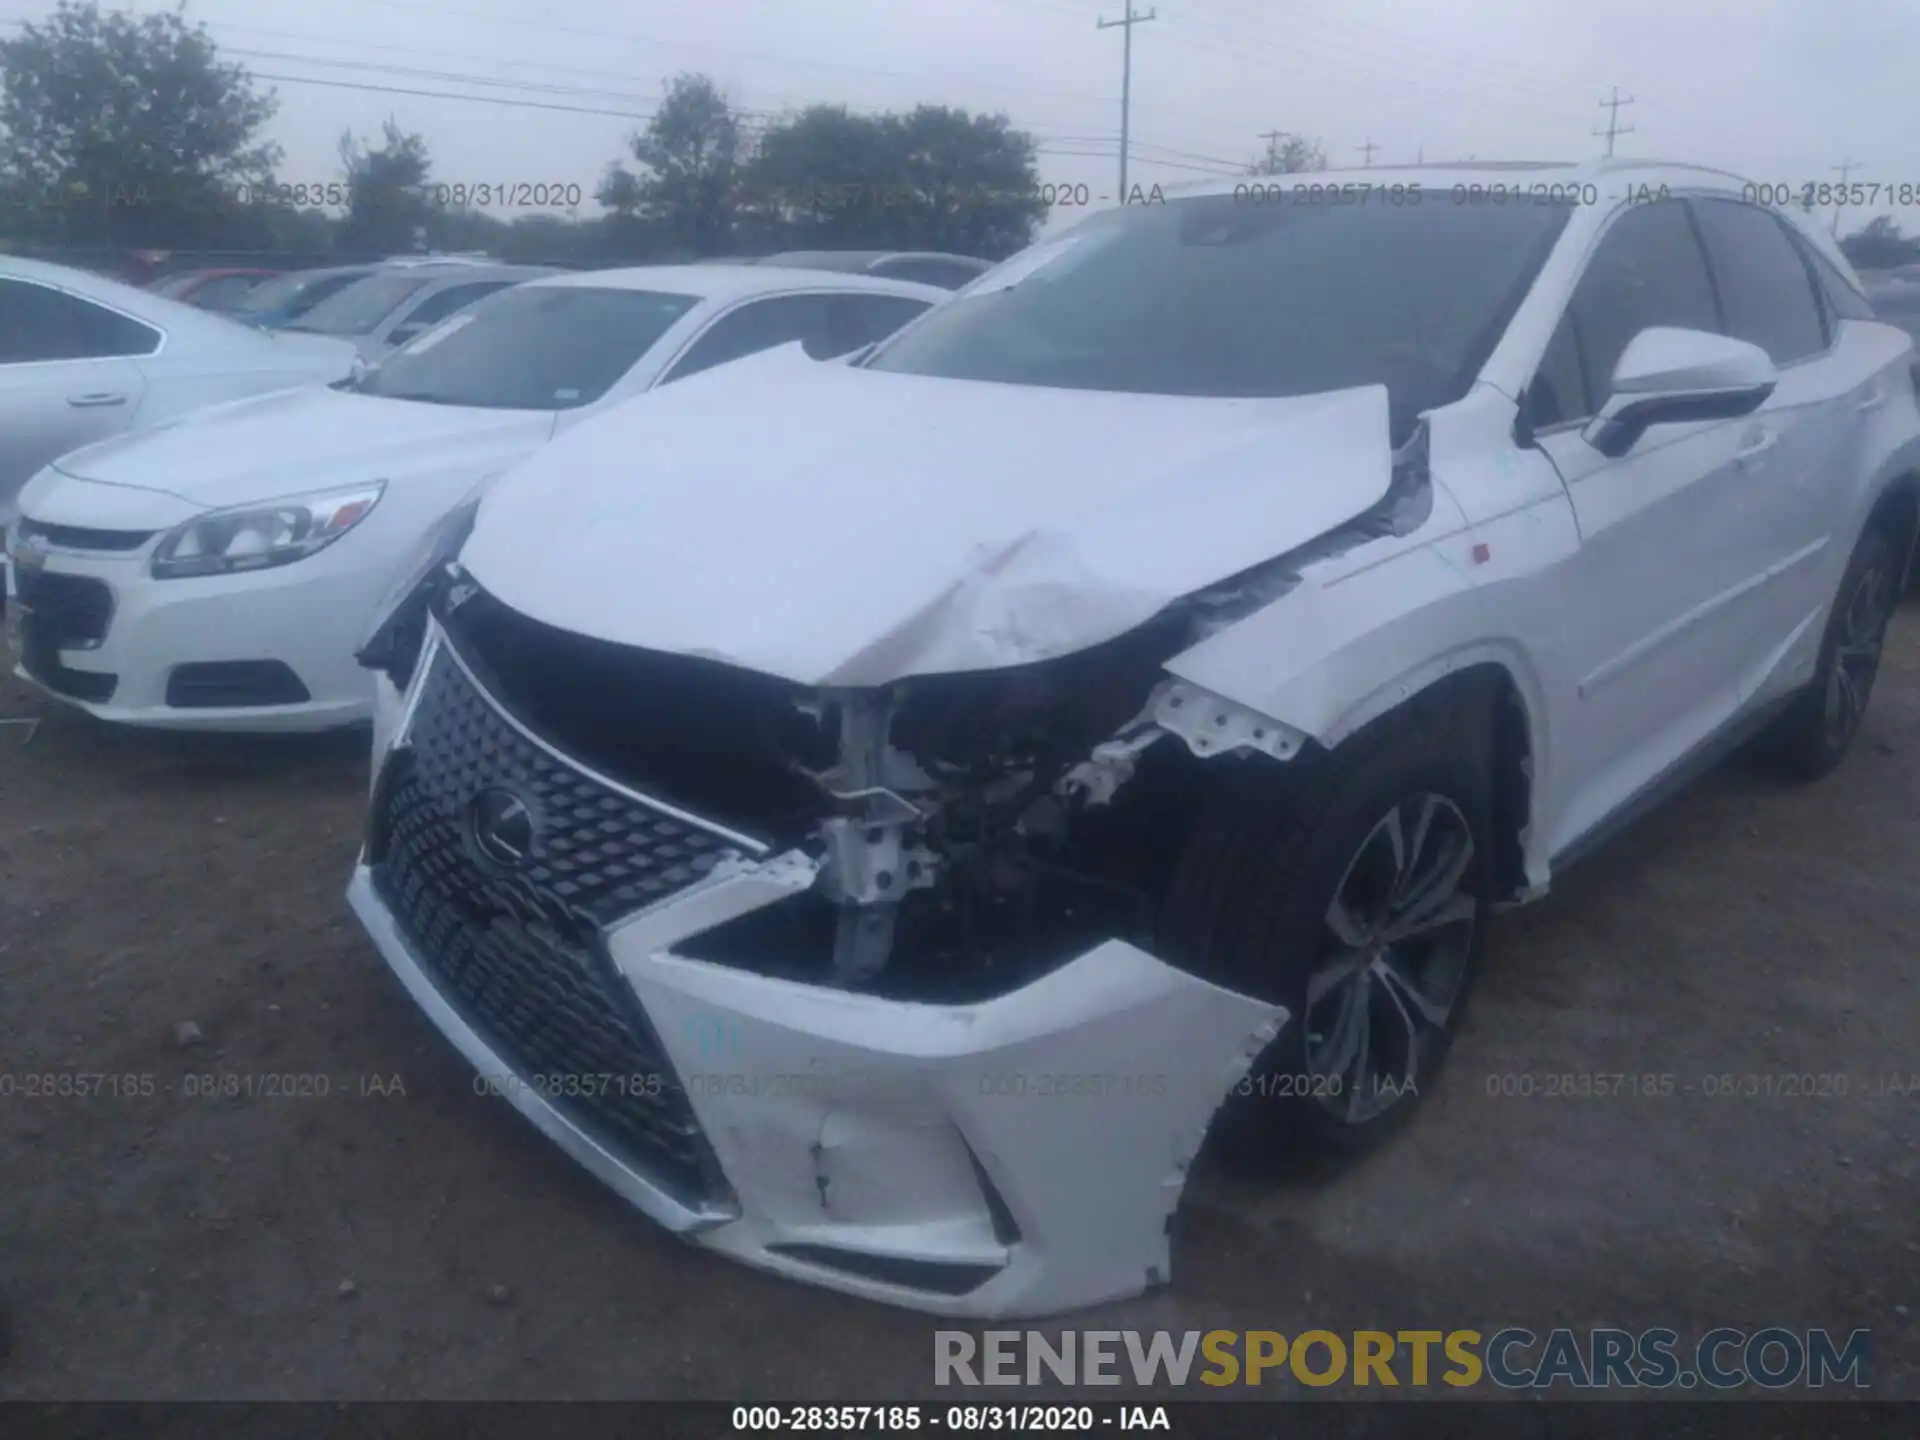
[382,251,492,265]
[1593,158,1752,183]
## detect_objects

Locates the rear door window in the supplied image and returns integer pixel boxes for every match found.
[832,294,932,350]
[661,295,840,383]
[1688,199,1827,363]
[0,281,160,362]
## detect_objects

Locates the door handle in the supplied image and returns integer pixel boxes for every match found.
[1855,388,1887,414]
[1735,431,1779,467]
[66,392,128,408]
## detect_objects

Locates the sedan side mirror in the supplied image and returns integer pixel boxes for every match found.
[1582,327,1777,459]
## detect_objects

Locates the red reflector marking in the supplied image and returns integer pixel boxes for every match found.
[1471,542,1491,564]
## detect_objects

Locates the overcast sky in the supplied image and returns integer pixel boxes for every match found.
[5,0,1918,240]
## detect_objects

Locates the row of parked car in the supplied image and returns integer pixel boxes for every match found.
[140,247,989,332]
[0,250,969,719]
[6,160,1920,1322]
[1861,264,1920,347]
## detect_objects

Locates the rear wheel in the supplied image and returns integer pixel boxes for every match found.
[1753,526,1897,782]
[1160,686,1496,1157]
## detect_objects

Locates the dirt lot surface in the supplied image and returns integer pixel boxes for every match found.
[1,604,1916,1404]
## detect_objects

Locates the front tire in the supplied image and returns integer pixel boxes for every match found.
[1753,525,1897,782]
[1160,686,1496,1158]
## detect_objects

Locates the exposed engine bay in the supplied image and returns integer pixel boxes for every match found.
[435,580,1197,1000]
[422,423,1434,1002]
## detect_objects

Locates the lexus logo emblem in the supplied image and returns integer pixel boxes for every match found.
[470,787,537,867]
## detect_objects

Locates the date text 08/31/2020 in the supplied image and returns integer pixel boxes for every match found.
[727,1405,1169,1432]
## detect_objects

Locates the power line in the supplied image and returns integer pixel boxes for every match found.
[1204,0,1589,111]
[225,46,657,104]
[1832,157,1860,238]
[1096,6,1157,201]
[1595,87,1635,157]
[1037,146,1240,177]
[345,0,1244,133]
[1037,132,1248,169]
[1,14,1251,171]
[244,69,655,119]
[1151,0,1595,123]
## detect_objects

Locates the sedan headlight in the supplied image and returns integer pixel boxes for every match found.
[150,482,385,580]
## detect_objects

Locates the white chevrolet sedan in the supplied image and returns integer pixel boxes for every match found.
[0,255,356,526]
[349,160,1918,1319]
[8,266,942,729]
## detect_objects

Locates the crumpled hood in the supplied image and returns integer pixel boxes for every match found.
[50,385,556,509]
[463,347,1394,686]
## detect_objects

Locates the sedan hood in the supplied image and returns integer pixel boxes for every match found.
[51,385,557,510]
[463,348,1394,686]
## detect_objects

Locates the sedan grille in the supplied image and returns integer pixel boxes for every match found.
[369,640,755,1209]
[16,569,113,646]
[14,516,157,553]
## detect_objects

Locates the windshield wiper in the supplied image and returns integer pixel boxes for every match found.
[370,389,459,405]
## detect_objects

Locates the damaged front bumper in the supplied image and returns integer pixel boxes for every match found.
[351,867,1282,1315]
[347,627,1287,1318]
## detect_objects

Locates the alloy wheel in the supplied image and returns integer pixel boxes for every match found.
[1824,553,1894,749]
[1304,792,1478,1124]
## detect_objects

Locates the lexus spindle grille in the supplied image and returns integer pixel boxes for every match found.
[369,640,752,1209]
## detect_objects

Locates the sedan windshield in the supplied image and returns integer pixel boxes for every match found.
[354,285,701,410]
[865,191,1572,441]
[288,274,430,335]
[237,270,360,318]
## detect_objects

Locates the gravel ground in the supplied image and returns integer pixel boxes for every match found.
[0,602,1915,1402]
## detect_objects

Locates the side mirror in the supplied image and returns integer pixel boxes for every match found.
[1582,327,1776,458]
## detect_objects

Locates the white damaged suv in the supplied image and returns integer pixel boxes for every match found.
[346,161,1920,1319]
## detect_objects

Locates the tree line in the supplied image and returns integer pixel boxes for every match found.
[3,2,1907,273]
[0,1,1052,265]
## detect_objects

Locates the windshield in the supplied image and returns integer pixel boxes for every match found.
[354,284,701,409]
[866,192,1571,440]
[238,270,350,316]
[288,273,430,334]
[763,252,879,271]
[234,273,307,314]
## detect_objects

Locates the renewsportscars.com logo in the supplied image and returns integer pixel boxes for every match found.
[934,1327,1872,1390]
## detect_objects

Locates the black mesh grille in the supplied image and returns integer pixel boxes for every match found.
[370,642,749,1209]
[16,569,113,645]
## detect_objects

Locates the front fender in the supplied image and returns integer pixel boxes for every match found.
[1167,533,1557,756]
[1164,467,1577,892]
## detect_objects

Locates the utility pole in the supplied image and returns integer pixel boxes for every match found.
[1258,128,1284,171]
[1594,87,1636,157]
[1358,138,1379,167]
[1832,157,1860,238]
[1098,6,1156,200]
